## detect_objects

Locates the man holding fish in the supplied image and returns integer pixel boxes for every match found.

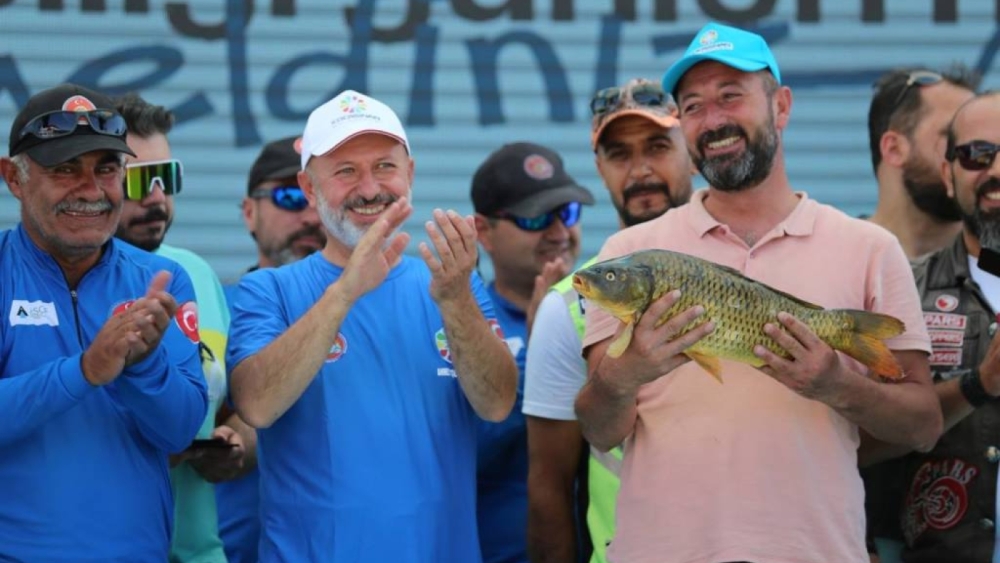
[574,22,943,563]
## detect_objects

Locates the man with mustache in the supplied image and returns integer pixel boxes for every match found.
[469,142,594,563]
[862,66,978,563]
[215,135,326,563]
[868,91,1000,563]
[226,89,517,562]
[523,78,693,563]
[867,66,978,261]
[575,23,941,563]
[0,84,207,561]
[112,92,250,563]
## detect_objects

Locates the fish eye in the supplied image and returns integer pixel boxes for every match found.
[605,272,616,281]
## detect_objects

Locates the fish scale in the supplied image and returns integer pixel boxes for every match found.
[572,249,906,380]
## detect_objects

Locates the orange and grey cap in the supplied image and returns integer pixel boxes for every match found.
[590,78,680,151]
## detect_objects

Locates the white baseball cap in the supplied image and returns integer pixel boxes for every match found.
[299,89,410,170]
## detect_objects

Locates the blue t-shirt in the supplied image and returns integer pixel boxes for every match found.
[226,253,493,563]
[215,281,261,563]
[0,225,207,563]
[477,283,529,563]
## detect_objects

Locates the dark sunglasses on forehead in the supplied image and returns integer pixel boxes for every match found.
[19,109,127,141]
[493,201,582,232]
[886,71,943,116]
[947,140,1000,172]
[590,84,667,116]
[124,159,183,200]
[250,185,309,212]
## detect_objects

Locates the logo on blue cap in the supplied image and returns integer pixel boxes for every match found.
[661,22,782,96]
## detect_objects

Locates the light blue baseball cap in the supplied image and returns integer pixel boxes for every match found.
[661,22,781,96]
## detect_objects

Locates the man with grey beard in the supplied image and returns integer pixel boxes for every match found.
[865,91,1000,563]
[867,66,978,261]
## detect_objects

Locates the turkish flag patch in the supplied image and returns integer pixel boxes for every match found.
[175,301,200,343]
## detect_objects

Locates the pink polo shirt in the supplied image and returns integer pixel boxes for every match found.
[583,190,930,563]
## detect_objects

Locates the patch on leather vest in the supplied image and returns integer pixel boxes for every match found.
[902,458,978,545]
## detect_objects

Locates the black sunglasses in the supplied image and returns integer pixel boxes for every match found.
[948,140,1000,172]
[19,109,127,141]
[493,201,582,232]
[590,84,667,116]
[886,71,943,116]
[250,185,309,211]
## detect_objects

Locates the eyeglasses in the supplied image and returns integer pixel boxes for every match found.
[19,109,127,141]
[250,185,309,211]
[948,141,1000,171]
[124,159,183,200]
[887,71,943,116]
[494,201,582,232]
[590,84,667,115]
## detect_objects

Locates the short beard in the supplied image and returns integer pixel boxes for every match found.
[316,188,410,249]
[615,182,689,227]
[694,111,778,193]
[902,154,961,222]
[963,177,1000,251]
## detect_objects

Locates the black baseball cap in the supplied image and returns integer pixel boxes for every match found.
[8,83,134,167]
[471,142,594,217]
[247,135,301,195]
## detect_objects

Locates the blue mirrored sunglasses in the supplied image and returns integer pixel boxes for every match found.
[250,185,308,211]
[494,201,582,232]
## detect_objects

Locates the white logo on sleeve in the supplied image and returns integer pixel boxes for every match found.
[10,300,59,327]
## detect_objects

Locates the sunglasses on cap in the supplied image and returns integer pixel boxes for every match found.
[493,201,582,232]
[250,185,309,212]
[948,140,1000,172]
[19,109,127,141]
[886,71,943,116]
[590,83,667,116]
[124,159,183,200]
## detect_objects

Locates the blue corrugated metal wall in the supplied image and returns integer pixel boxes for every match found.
[1,1,998,282]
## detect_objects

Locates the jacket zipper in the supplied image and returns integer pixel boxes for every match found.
[69,289,84,347]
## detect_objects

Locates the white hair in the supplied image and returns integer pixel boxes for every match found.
[9,153,29,183]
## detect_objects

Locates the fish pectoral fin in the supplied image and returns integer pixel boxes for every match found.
[607,322,635,358]
[685,350,723,383]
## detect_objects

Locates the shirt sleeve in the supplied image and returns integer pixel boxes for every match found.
[523,290,586,421]
[115,263,209,454]
[0,354,97,448]
[870,237,932,354]
[226,270,291,376]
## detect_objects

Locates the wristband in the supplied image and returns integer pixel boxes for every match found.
[959,369,995,408]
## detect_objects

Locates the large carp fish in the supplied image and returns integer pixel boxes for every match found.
[571,249,906,381]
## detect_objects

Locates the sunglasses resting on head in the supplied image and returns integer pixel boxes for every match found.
[19,109,127,141]
[250,185,309,212]
[123,159,183,201]
[492,201,582,232]
[590,83,668,116]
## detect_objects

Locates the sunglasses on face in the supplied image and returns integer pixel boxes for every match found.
[124,159,183,200]
[494,201,582,232]
[250,185,309,212]
[886,71,943,116]
[948,140,1000,172]
[590,84,667,116]
[19,109,128,141]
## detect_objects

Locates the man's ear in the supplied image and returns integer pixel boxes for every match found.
[473,213,493,252]
[298,169,316,208]
[0,158,24,201]
[941,159,956,199]
[880,130,909,169]
[241,197,256,233]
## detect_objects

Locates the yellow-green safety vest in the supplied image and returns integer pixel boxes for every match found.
[552,258,622,563]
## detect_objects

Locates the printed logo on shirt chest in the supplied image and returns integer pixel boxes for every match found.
[434,320,506,377]
[9,299,59,327]
[902,458,978,544]
[325,332,348,363]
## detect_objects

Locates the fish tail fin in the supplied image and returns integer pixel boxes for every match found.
[832,310,906,379]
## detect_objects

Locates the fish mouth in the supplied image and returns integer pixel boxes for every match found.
[571,273,589,296]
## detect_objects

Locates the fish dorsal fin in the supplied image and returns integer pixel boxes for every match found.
[710,260,825,311]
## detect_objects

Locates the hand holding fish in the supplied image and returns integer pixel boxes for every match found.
[754,311,850,402]
[419,209,478,305]
[337,198,412,303]
[605,290,716,391]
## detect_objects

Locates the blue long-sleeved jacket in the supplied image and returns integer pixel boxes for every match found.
[0,225,208,563]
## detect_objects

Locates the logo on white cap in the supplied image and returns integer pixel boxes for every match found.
[299,89,410,170]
